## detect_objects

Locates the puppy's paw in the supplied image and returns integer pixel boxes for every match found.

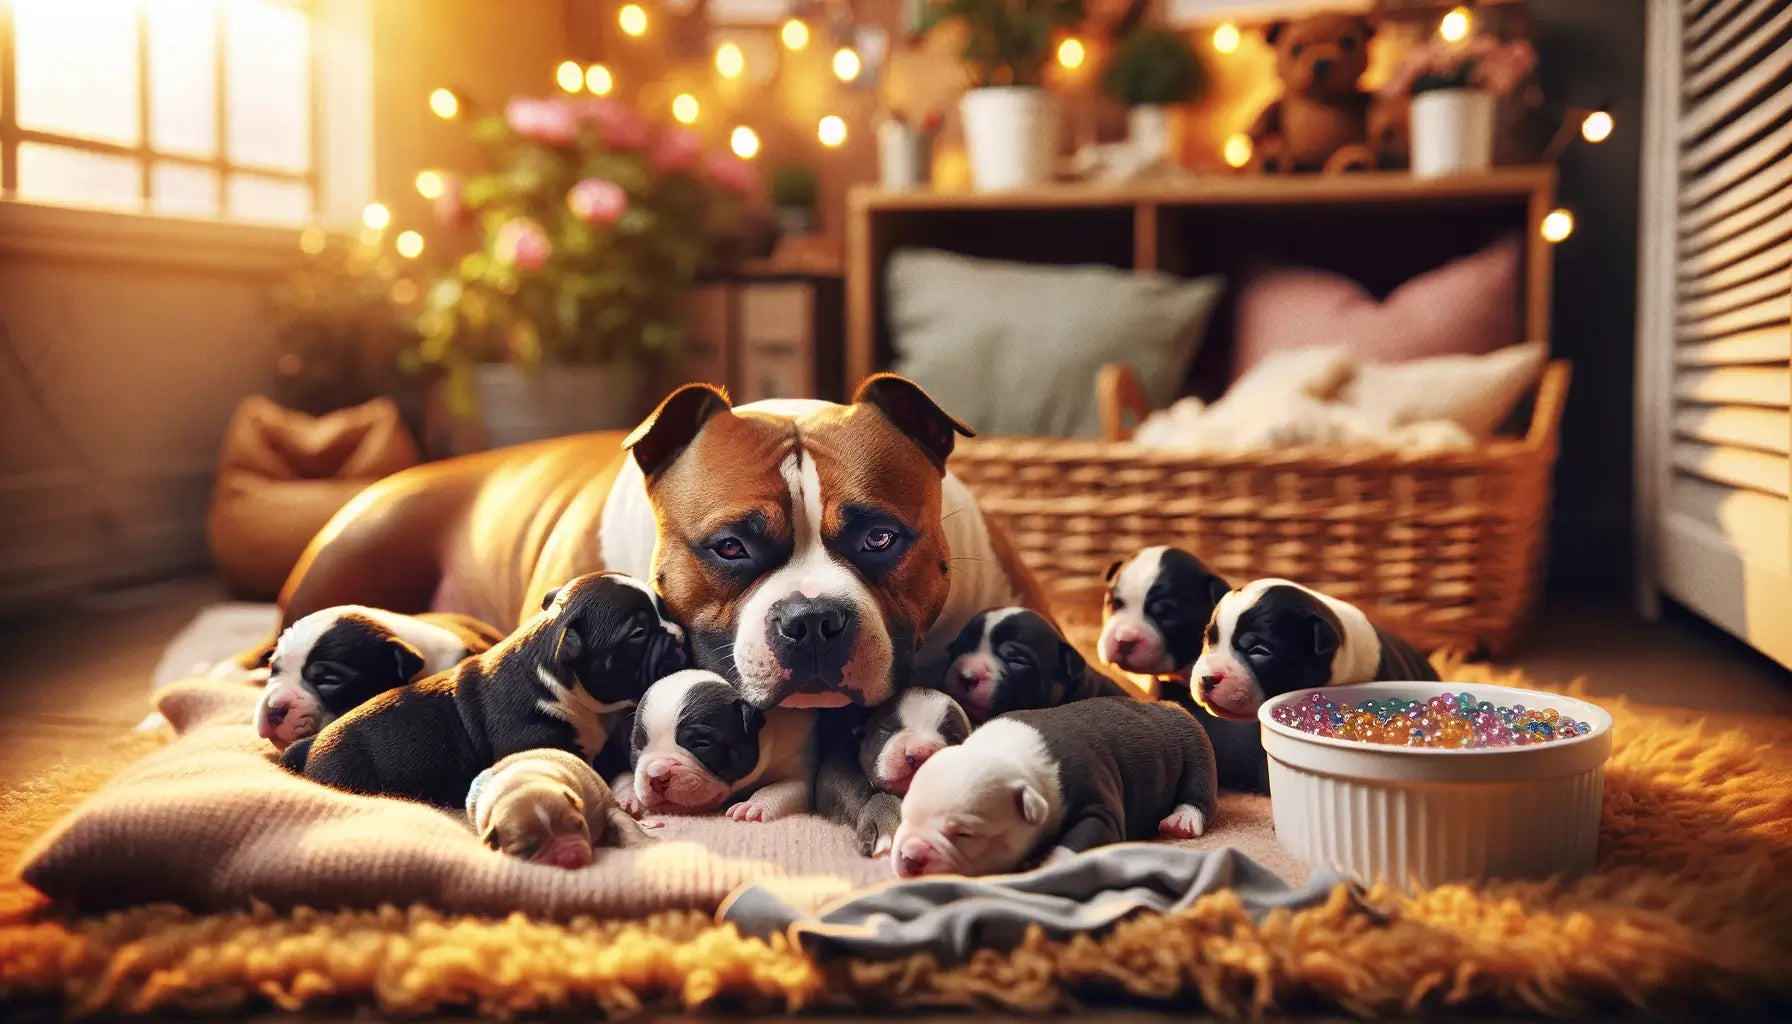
[1158,804,1208,839]
[611,774,643,817]
[856,792,902,858]
[725,800,768,822]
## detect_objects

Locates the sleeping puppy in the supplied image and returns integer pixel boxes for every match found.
[1191,577,1437,721]
[466,748,654,869]
[892,697,1217,877]
[616,669,816,822]
[280,572,687,808]
[255,607,505,750]
[1096,546,1230,677]
[858,687,971,796]
[938,608,1129,724]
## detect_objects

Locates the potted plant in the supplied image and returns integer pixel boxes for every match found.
[1101,27,1205,166]
[413,95,752,446]
[920,0,1087,191]
[1383,32,1536,178]
[769,163,820,237]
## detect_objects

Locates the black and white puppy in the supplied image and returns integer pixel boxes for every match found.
[1192,577,1437,721]
[1096,546,1230,677]
[616,668,816,822]
[255,607,506,750]
[857,687,971,796]
[892,697,1217,877]
[938,607,1128,723]
[280,572,687,808]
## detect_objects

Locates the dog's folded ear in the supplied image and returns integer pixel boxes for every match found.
[1058,635,1088,683]
[852,373,973,470]
[388,637,426,683]
[1206,576,1231,612]
[1310,614,1342,658]
[1103,559,1124,583]
[540,585,563,610]
[624,382,733,479]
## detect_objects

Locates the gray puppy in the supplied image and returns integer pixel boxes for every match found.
[892,697,1218,877]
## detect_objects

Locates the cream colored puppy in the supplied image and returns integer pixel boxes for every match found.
[467,748,654,869]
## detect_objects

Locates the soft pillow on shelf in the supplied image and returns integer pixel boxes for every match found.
[887,249,1223,437]
[1233,236,1521,378]
[1346,339,1548,438]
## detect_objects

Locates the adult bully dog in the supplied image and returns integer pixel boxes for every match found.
[273,375,1050,846]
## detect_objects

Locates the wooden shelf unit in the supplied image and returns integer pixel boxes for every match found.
[845,167,1557,399]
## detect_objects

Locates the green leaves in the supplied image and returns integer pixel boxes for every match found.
[1102,28,1206,107]
[921,0,1087,87]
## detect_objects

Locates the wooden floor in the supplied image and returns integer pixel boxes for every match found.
[4,574,1789,784]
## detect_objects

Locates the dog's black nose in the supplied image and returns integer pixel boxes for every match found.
[1312,57,1333,79]
[768,595,857,679]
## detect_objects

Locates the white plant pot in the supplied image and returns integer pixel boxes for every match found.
[474,362,645,449]
[1409,87,1496,178]
[959,86,1057,191]
[1128,104,1171,164]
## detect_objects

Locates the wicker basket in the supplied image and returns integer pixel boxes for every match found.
[951,360,1572,656]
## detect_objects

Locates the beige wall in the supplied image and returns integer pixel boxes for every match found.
[0,1,566,617]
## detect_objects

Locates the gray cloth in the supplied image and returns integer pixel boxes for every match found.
[721,843,1343,963]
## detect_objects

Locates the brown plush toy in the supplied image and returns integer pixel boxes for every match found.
[1249,13,1377,174]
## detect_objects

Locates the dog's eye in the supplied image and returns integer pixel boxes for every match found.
[627,625,649,643]
[1291,42,1305,57]
[1339,36,1356,52]
[1106,594,1123,610]
[516,841,541,859]
[1147,600,1177,622]
[709,537,748,561]
[863,527,898,552]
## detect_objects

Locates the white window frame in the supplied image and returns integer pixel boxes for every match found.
[0,0,372,267]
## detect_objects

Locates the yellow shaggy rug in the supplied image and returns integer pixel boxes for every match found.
[3,659,1791,1018]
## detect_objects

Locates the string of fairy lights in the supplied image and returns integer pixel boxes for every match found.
[325,2,1609,262]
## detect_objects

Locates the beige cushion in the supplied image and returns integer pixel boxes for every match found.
[1346,341,1548,438]
[887,249,1223,438]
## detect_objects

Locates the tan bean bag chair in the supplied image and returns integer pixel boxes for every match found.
[207,395,420,599]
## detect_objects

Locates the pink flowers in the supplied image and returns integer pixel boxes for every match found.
[434,173,467,228]
[494,218,551,271]
[574,98,648,150]
[567,178,628,225]
[703,151,757,199]
[650,127,703,174]
[505,98,578,147]
[1383,35,1537,99]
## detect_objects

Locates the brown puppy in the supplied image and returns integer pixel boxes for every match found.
[467,748,653,869]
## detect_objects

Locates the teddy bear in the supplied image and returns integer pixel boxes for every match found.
[1248,13,1378,174]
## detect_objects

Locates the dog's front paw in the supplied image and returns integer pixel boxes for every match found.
[1158,804,1207,839]
[611,774,643,817]
[726,780,806,823]
[856,792,901,858]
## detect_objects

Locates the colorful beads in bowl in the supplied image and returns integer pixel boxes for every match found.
[1269,690,1595,748]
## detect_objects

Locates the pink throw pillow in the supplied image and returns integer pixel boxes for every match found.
[1233,237,1522,379]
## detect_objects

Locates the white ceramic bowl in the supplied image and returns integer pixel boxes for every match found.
[1259,681,1614,888]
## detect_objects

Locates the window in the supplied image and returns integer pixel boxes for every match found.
[0,0,317,226]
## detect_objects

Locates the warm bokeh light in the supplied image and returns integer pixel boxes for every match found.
[818,114,847,147]
[716,41,745,79]
[781,18,809,51]
[833,47,861,81]
[428,88,459,119]
[730,125,760,159]
[672,93,699,124]
[1057,38,1085,70]
[586,63,613,95]
[414,170,444,199]
[555,60,583,93]
[1213,23,1240,54]
[391,279,419,304]
[298,225,326,255]
[618,4,647,37]
[1541,208,1575,242]
[1223,132,1253,168]
[1440,6,1472,43]
[1581,110,1614,143]
[361,202,390,231]
[396,230,424,259]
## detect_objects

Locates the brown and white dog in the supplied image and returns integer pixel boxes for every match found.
[272,375,1050,842]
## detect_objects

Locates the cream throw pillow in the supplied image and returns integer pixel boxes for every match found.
[1346,341,1548,439]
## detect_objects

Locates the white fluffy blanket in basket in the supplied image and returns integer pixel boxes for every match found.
[1134,342,1547,455]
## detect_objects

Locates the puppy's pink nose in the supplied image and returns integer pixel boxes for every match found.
[903,741,943,771]
[897,851,927,876]
[1116,637,1139,658]
[547,844,591,870]
[647,772,670,794]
